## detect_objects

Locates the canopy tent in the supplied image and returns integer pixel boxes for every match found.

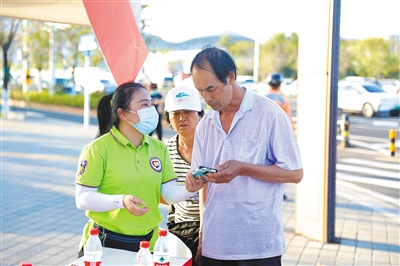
[1,0,91,25]
[1,0,146,85]
[1,0,142,27]
[2,0,147,129]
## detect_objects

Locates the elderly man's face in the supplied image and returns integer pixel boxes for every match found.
[191,65,233,112]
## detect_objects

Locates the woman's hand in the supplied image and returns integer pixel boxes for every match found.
[122,195,150,216]
[185,172,205,192]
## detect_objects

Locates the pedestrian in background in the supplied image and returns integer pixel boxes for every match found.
[265,72,296,133]
[265,72,296,201]
[75,82,203,257]
[148,82,164,140]
[190,46,303,266]
[164,86,204,266]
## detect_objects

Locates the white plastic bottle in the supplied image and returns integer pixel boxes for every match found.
[134,241,153,266]
[153,229,170,266]
[84,228,102,266]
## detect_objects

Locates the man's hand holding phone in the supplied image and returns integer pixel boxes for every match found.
[192,166,217,183]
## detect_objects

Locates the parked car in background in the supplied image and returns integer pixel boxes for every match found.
[338,80,400,118]
[237,79,257,91]
[161,77,174,91]
[54,77,79,94]
[281,79,297,97]
[256,78,271,95]
[378,79,400,95]
[100,79,117,94]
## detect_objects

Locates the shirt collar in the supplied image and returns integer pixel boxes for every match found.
[209,87,254,120]
[110,126,150,147]
[240,87,254,113]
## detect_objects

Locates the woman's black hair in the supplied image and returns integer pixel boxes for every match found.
[190,44,237,85]
[164,110,205,125]
[95,82,146,138]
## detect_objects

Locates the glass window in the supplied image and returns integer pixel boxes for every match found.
[362,84,385,93]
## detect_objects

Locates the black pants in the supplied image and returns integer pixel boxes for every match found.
[78,224,153,258]
[201,255,281,266]
[167,220,200,266]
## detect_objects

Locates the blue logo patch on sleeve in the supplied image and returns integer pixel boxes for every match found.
[78,159,88,175]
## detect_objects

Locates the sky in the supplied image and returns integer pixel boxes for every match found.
[141,0,400,43]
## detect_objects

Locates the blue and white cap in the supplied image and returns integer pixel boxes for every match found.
[165,86,202,112]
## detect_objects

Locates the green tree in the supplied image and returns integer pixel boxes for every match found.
[54,24,93,79]
[259,32,298,80]
[27,21,51,90]
[351,37,398,79]
[339,39,357,79]
[1,17,21,116]
[217,36,233,50]
[217,35,254,75]
[29,21,50,72]
[1,18,21,90]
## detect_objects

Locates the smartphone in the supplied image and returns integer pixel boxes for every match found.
[192,166,217,182]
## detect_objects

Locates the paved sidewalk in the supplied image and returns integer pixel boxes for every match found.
[1,111,399,266]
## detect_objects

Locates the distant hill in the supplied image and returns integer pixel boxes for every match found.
[142,31,254,51]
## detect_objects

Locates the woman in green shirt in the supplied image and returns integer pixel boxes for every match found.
[75,82,204,256]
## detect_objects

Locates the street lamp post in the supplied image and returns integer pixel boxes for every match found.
[78,34,97,130]
[83,50,91,130]
[253,40,260,83]
[22,19,28,94]
[46,22,56,95]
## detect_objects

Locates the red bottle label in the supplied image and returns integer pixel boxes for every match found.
[154,263,170,266]
[84,262,101,266]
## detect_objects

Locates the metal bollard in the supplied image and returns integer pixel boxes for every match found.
[389,129,396,157]
[341,113,350,148]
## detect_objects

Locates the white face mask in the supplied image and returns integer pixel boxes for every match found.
[126,106,159,135]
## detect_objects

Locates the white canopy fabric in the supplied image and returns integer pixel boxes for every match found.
[1,0,141,26]
[2,0,146,131]
[1,0,91,25]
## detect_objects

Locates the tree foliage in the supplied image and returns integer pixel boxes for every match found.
[53,24,99,71]
[259,32,298,80]
[4,13,399,96]
[350,37,399,79]
[208,32,399,82]
[339,39,357,78]
[217,35,254,75]
[1,17,21,90]
[28,21,50,72]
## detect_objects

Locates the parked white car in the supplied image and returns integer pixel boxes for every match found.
[338,80,400,118]
[281,79,297,97]
[237,79,258,91]
[255,78,270,95]
[100,79,117,94]
[378,79,400,95]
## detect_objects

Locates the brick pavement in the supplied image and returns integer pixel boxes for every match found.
[1,112,399,266]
